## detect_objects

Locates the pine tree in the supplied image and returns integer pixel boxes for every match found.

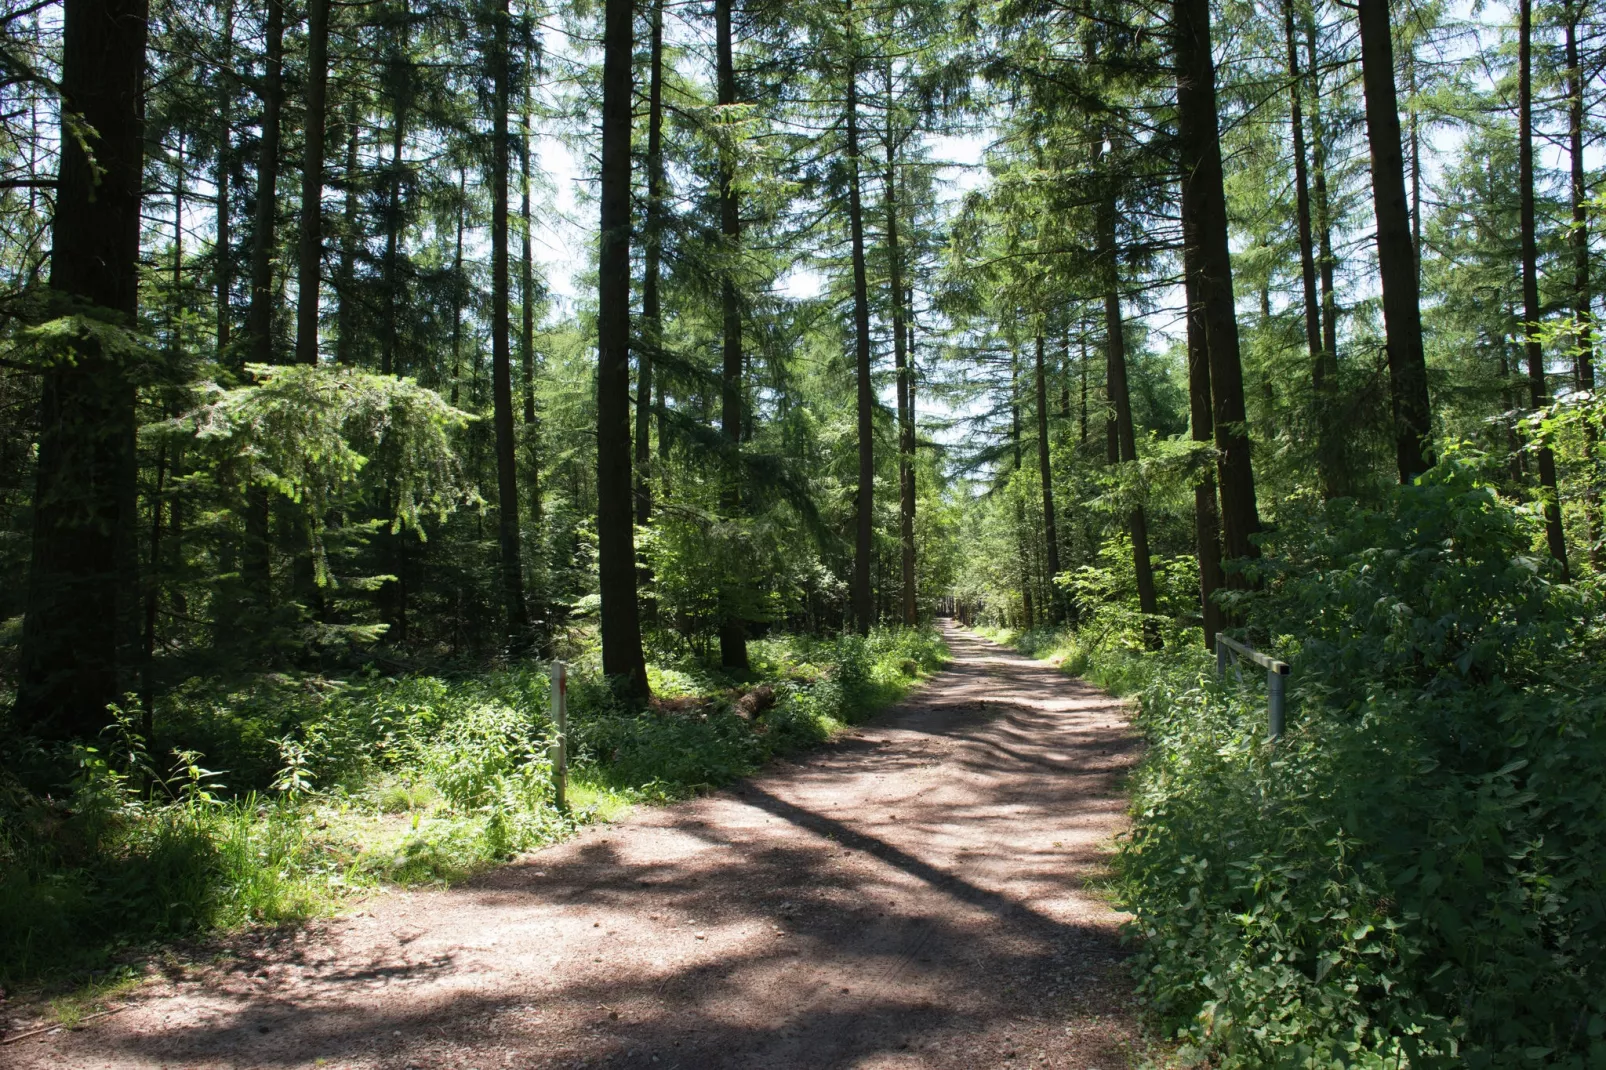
[596,0,648,697]
[13,0,150,739]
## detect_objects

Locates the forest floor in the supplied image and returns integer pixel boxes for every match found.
[13,622,1144,1070]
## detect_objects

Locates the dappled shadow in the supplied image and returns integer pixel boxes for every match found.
[35,621,1141,1070]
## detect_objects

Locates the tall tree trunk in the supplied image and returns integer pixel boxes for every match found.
[1096,143,1158,642]
[242,0,284,620]
[520,83,537,428]
[143,437,167,733]
[1059,335,1072,418]
[1408,52,1421,268]
[1011,356,1034,629]
[637,0,664,529]
[247,0,283,369]
[170,141,186,360]
[630,2,662,630]
[491,0,531,648]
[294,0,329,365]
[1033,333,1063,623]
[1175,0,1260,570]
[517,89,547,653]
[377,9,410,640]
[335,100,359,365]
[14,0,148,739]
[906,313,919,619]
[450,168,465,405]
[1356,0,1434,481]
[144,137,185,726]
[290,0,329,617]
[1105,281,1159,640]
[1283,0,1336,497]
[519,62,544,613]
[1567,0,1601,568]
[885,92,916,627]
[1501,314,1527,483]
[596,0,649,698]
[1305,13,1339,376]
[216,0,234,359]
[845,22,874,635]
[1182,195,1225,650]
[715,0,748,669]
[1079,336,1089,445]
[1519,0,1569,576]
[380,41,406,377]
[1092,164,1159,644]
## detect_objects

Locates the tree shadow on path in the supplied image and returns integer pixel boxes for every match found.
[30,622,1143,1070]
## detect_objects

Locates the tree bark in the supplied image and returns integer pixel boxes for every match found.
[148,141,185,712]
[380,25,407,377]
[1012,355,1034,629]
[1282,0,1336,497]
[377,9,410,639]
[1033,333,1062,623]
[1566,0,1601,568]
[335,99,359,365]
[216,0,234,359]
[1175,0,1260,569]
[1079,336,1089,445]
[1519,0,1569,576]
[246,0,283,369]
[906,314,918,619]
[845,20,874,635]
[294,0,329,365]
[1407,52,1421,269]
[637,0,664,529]
[885,92,916,627]
[1060,335,1072,419]
[491,0,531,648]
[520,82,537,427]
[1182,196,1225,650]
[1356,0,1434,481]
[520,62,546,620]
[1305,13,1339,377]
[242,0,284,618]
[716,0,748,669]
[14,0,149,739]
[451,168,464,406]
[596,0,649,698]
[1095,140,1158,642]
[1105,289,1159,637]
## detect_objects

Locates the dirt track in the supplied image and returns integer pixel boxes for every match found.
[17,622,1142,1070]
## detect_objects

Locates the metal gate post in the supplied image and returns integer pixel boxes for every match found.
[1267,664,1287,740]
[1214,632,1291,742]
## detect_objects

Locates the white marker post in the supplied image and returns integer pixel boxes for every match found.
[550,660,568,810]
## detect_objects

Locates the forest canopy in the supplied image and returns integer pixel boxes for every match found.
[2,0,1605,1062]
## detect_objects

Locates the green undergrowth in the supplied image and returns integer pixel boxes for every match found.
[981,459,1606,1069]
[0,625,946,987]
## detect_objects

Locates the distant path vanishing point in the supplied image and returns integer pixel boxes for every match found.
[23,620,1142,1070]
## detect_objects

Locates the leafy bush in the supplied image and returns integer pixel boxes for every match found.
[0,626,945,985]
[1105,457,1606,1068]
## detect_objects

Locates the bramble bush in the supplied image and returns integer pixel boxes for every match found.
[989,456,1606,1067]
[1116,457,1606,1068]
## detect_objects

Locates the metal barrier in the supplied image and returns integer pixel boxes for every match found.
[1215,632,1290,740]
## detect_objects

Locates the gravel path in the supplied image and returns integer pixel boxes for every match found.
[18,621,1143,1070]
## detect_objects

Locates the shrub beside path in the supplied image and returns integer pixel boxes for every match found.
[22,622,1142,1069]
